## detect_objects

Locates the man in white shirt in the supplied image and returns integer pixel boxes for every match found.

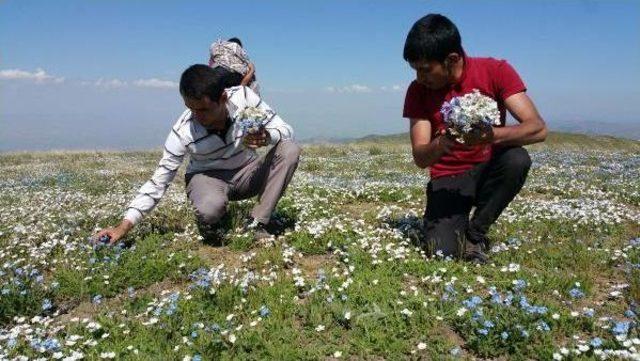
[96,64,301,244]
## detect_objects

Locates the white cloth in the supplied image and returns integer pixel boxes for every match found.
[124,86,294,225]
[209,39,260,95]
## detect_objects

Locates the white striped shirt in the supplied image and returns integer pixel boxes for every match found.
[124,85,294,225]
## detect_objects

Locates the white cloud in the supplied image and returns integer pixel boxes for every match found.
[0,68,64,83]
[133,78,178,89]
[380,84,403,92]
[326,84,372,93]
[94,78,127,89]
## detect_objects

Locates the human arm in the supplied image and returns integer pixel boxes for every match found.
[410,118,455,169]
[238,86,294,148]
[93,128,186,244]
[240,62,255,87]
[492,92,547,146]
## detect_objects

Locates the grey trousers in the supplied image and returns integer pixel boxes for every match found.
[185,140,301,226]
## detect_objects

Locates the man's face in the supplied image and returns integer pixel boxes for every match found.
[409,60,450,90]
[183,95,226,127]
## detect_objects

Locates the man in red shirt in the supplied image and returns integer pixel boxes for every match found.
[403,14,547,263]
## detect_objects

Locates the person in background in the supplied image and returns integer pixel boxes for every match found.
[209,37,260,95]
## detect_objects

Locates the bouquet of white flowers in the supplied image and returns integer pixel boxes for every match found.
[440,89,500,144]
[236,106,269,136]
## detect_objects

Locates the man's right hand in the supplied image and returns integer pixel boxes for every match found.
[434,130,455,154]
[93,220,133,246]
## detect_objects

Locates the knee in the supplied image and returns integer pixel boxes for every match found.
[195,199,227,225]
[276,140,302,165]
[503,148,531,175]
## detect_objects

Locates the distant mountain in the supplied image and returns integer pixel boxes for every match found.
[303,130,640,151]
[549,120,640,141]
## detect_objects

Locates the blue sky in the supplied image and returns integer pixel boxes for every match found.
[1,0,639,151]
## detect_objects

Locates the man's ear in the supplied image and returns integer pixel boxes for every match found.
[218,91,228,104]
[444,53,461,73]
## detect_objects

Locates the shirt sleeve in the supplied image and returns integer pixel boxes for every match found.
[242,86,294,144]
[403,81,429,119]
[123,128,186,225]
[493,60,527,101]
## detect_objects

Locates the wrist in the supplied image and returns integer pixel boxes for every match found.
[119,220,134,232]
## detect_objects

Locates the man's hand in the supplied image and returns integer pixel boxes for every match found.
[241,63,256,87]
[461,122,494,146]
[93,220,133,246]
[434,130,456,153]
[243,128,270,149]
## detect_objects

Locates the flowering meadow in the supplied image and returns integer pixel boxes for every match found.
[0,132,639,360]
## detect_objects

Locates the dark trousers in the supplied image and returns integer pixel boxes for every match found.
[423,147,532,257]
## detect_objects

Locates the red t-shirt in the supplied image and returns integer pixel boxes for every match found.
[403,57,526,179]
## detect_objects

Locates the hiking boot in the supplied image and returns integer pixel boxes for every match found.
[242,217,273,242]
[463,241,489,264]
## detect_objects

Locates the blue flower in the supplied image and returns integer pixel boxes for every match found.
[612,321,631,336]
[569,287,585,299]
[483,320,495,329]
[41,299,53,311]
[92,294,103,304]
[590,337,603,348]
[536,321,550,332]
[512,279,527,291]
[7,337,17,349]
[42,338,61,351]
[462,296,483,309]
[192,355,202,361]
[259,305,270,318]
[624,309,636,319]
[501,331,509,340]
[191,331,198,339]
[477,328,489,336]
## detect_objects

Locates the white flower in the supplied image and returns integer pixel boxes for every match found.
[229,334,236,344]
[333,351,342,358]
[99,352,116,359]
[456,307,468,316]
[417,342,427,350]
[401,308,413,317]
[315,325,325,332]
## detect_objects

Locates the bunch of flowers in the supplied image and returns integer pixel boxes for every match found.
[236,106,269,136]
[440,89,500,143]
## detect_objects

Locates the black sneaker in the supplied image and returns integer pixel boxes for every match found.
[242,217,272,242]
[463,241,489,264]
[196,221,225,246]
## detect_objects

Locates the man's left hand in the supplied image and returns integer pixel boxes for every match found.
[462,123,494,146]
[243,129,270,149]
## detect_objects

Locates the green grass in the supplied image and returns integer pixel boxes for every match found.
[0,132,638,360]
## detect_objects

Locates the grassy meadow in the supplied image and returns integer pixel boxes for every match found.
[0,132,639,360]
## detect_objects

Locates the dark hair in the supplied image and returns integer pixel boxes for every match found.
[228,37,243,47]
[403,14,464,63]
[179,64,243,101]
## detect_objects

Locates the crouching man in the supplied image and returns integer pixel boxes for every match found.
[96,64,301,244]
[402,14,547,263]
